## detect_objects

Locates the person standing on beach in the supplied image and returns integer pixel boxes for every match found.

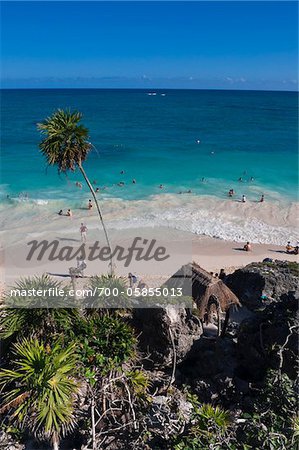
[242,195,246,203]
[128,272,138,288]
[66,209,73,217]
[88,199,93,210]
[80,223,88,243]
[260,194,264,202]
[219,268,227,281]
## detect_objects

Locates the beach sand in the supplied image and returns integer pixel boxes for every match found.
[1,225,298,291]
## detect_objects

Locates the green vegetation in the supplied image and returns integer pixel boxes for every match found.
[1,270,297,449]
[236,370,297,450]
[71,314,136,374]
[173,391,233,450]
[259,260,299,276]
[83,274,130,309]
[0,338,79,450]
[1,276,79,343]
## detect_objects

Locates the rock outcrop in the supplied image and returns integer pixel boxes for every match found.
[177,336,241,406]
[132,306,203,367]
[236,290,298,381]
[226,260,298,310]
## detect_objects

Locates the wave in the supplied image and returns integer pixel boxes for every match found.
[0,193,297,247]
[110,211,297,245]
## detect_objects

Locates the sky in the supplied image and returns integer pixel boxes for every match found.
[1,1,298,90]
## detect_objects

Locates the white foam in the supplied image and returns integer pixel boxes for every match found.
[1,193,298,246]
[105,194,298,245]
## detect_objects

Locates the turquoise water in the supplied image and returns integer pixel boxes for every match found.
[1,89,298,204]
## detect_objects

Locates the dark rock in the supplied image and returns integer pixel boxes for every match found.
[132,306,203,367]
[236,291,298,381]
[177,337,241,405]
[226,260,298,310]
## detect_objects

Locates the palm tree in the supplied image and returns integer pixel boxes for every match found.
[37,109,114,274]
[0,338,79,450]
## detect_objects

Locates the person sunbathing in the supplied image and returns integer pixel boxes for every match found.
[243,241,252,251]
[286,241,293,253]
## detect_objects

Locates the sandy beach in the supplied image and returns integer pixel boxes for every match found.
[1,224,298,292]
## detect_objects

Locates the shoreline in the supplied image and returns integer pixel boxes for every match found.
[0,192,298,249]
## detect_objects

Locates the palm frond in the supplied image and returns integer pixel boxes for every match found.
[0,337,79,444]
[37,109,91,173]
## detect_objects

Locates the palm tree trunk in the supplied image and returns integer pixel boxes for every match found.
[78,163,114,276]
[52,433,59,450]
[91,395,96,450]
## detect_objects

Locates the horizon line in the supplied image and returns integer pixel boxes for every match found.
[0,86,298,93]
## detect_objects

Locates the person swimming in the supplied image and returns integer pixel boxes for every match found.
[118,181,125,187]
[95,188,99,193]
[58,209,63,215]
[120,170,125,174]
[260,194,264,202]
[228,189,234,197]
[238,177,243,182]
[159,184,163,189]
[132,179,136,184]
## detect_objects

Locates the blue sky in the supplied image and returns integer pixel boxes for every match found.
[1,1,298,90]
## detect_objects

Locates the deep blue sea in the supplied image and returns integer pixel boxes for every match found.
[0,89,298,244]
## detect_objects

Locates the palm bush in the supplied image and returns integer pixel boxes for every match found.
[0,338,79,450]
[83,274,130,309]
[174,393,232,450]
[0,275,80,342]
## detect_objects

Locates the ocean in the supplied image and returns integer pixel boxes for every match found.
[1,89,298,245]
